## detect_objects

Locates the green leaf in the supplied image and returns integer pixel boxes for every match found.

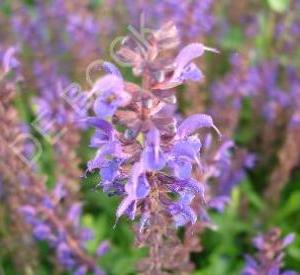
[267,0,291,12]
[240,179,266,211]
[221,27,244,50]
[275,191,300,219]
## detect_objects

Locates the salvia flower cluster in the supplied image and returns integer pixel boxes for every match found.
[243,228,296,275]
[87,22,230,228]
[85,22,243,274]
[125,0,215,40]
[0,47,107,275]
[20,184,108,275]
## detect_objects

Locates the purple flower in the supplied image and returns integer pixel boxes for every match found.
[19,205,37,224]
[100,159,121,182]
[96,241,110,257]
[57,242,75,269]
[168,192,197,227]
[2,46,20,74]
[52,182,67,201]
[168,137,202,179]
[165,177,205,200]
[73,266,88,275]
[67,203,82,227]
[92,75,131,119]
[33,223,52,241]
[116,195,137,221]
[142,127,166,170]
[102,61,123,79]
[208,196,230,212]
[86,117,116,147]
[80,228,94,242]
[117,163,150,220]
[154,44,216,89]
[171,43,206,82]
[86,120,122,172]
[126,1,215,40]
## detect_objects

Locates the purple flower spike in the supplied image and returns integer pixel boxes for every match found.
[243,228,296,275]
[92,74,131,118]
[84,22,235,273]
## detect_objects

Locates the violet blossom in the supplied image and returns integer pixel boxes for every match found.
[243,228,296,275]
[125,0,215,40]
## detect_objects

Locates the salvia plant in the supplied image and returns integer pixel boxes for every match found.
[243,228,296,275]
[0,47,107,275]
[0,1,299,274]
[86,22,238,274]
[209,1,300,205]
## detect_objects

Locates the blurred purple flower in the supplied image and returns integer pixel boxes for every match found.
[243,228,296,275]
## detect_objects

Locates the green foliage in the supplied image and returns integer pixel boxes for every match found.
[267,0,291,12]
[221,27,245,51]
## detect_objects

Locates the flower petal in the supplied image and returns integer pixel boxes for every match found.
[102,61,123,79]
[126,163,150,199]
[282,233,295,248]
[170,159,192,180]
[116,195,135,219]
[142,128,166,170]
[3,46,20,73]
[180,62,204,82]
[91,74,124,97]
[136,174,150,199]
[178,113,221,138]
[172,43,206,81]
[100,159,120,182]
[93,97,116,118]
[85,117,114,138]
